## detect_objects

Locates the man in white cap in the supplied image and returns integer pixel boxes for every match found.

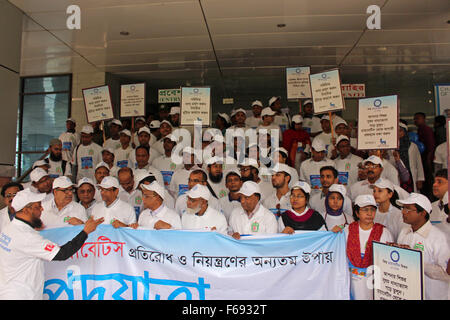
[128,126,161,169]
[94,161,111,186]
[219,169,243,222]
[312,115,336,159]
[348,155,409,202]
[367,150,400,186]
[114,129,133,169]
[152,134,182,189]
[131,146,164,185]
[134,169,175,210]
[58,118,80,163]
[229,108,249,130]
[176,169,222,216]
[268,96,290,133]
[334,135,363,187]
[169,106,181,127]
[29,168,54,203]
[103,119,122,150]
[206,157,228,199]
[229,181,278,239]
[0,189,103,299]
[131,181,181,230]
[169,147,200,199]
[76,177,97,217]
[153,120,173,155]
[71,124,103,182]
[245,100,263,129]
[299,139,335,193]
[101,148,119,177]
[301,100,322,138]
[238,158,274,200]
[181,184,228,234]
[117,167,144,221]
[149,120,161,145]
[258,107,282,142]
[263,163,292,220]
[45,138,72,179]
[395,193,450,300]
[40,176,88,228]
[270,147,300,187]
[91,176,136,228]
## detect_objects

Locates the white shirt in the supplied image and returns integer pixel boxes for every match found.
[118,187,143,221]
[299,158,336,192]
[245,116,262,128]
[91,198,136,226]
[207,178,228,199]
[431,198,448,224]
[47,158,72,179]
[321,211,354,231]
[152,154,182,189]
[374,204,407,242]
[59,131,80,162]
[302,116,322,135]
[181,206,228,234]
[176,193,222,216]
[138,205,181,230]
[103,137,121,150]
[380,159,400,186]
[0,207,13,233]
[387,144,425,192]
[334,153,363,187]
[434,142,447,169]
[309,192,353,220]
[71,142,103,182]
[0,218,60,299]
[348,178,409,202]
[40,200,88,229]
[218,195,242,222]
[262,190,291,221]
[114,146,134,169]
[229,203,278,235]
[273,113,290,133]
[397,221,450,300]
[169,168,191,199]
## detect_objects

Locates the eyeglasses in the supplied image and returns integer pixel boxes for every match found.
[290,194,306,199]
[55,188,74,194]
[364,164,381,169]
[359,207,376,213]
[4,193,17,198]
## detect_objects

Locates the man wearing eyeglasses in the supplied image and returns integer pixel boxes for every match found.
[0,182,24,232]
[40,176,88,229]
[76,177,97,217]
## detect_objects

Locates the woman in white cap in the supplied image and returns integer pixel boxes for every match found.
[181,184,228,234]
[320,184,353,231]
[333,194,393,300]
[131,181,181,230]
[279,181,326,233]
[372,178,407,241]
[395,193,450,300]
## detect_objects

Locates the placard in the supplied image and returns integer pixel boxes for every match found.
[286,66,312,100]
[180,87,211,126]
[82,85,114,123]
[357,95,399,150]
[373,241,424,300]
[158,88,181,103]
[120,83,145,117]
[434,83,450,116]
[309,69,345,114]
[341,84,366,98]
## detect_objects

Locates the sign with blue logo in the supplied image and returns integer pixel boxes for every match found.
[372,241,424,300]
[120,83,146,117]
[180,87,211,126]
[286,66,312,100]
[309,69,345,114]
[82,85,114,123]
[357,95,398,150]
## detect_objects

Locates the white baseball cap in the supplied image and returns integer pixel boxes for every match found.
[169,106,181,115]
[273,147,289,157]
[32,159,49,169]
[399,122,408,131]
[261,107,276,117]
[320,115,330,122]
[102,147,115,155]
[334,119,348,129]
[52,176,74,190]
[239,181,261,197]
[238,158,259,170]
[217,113,231,124]
[77,177,95,188]
[268,96,281,106]
[251,100,263,107]
[160,120,173,128]
[396,193,433,214]
[291,181,311,194]
[81,125,94,134]
[95,162,110,172]
[329,184,347,198]
[270,163,291,176]
[119,129,131,137]
[225,168,241,179]
[97,176,119,189]
[66,118,76,124]
[336,135,350,146]
[291,115,303,124]
[311,138,326,152]
[232,108,247,117]
[355,194,377,208]
[141,181,165,200]
[109,119,122,127]
[30,168,49,183]
[185,184,210,201]
[149,121,161,129]
[11,189,46,212]
[302,99,313,106]
[363,155,384,167]
[138,126,151,135]
[373,178,394,192]
[135,117,146,123]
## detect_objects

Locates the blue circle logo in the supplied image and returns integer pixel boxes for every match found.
[296,68,301,73]
[374,99,382,107]
[194,88,199,94]
[390,250,400,263]
[321,73,327,79]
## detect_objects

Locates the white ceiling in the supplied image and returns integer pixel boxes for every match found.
[8,0,450,96]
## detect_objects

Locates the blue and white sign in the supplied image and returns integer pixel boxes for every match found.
[120,83,146,117]
[82,85,114,123]
[286,66,312,100]
[180,87,211,126]
[309,69,345,114]
[434,83,450,116]
[357,95,399,150]
[41,226,350,300]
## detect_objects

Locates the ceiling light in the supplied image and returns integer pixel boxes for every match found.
[277,24,286,28]
[120,31,130,36]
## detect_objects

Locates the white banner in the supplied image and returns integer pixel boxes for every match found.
[120,83,145,117]
[41,226,350,300]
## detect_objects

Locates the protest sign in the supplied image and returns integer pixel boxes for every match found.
[82,85,114,123]
[120,83,145,117]
[434,83,450,116]
[286,67,312,100]
[180,87,211,126]
[309,69,345,114]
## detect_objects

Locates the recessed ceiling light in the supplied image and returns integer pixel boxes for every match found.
[120,31,130,36]
[277,23,286,28]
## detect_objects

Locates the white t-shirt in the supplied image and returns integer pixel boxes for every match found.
[348,178,409,202]
[118,187,143,221]
[245,116,262,129]
[152,155,182,189]
[430,198,448,224]
[40,200,88,229]
[218,195,242,223]
[181,206,228,234]
[137,205,181,230]
[0,207,13,233]
[229,203,278,235]
[262,191,291,221]
[334,153,363,187]
[302,116,322,135]
[273,113,290,133]
[0,218,60,299]
[47,159,72,179]
[103,137,121,151]
[169,168,191,199]
[207,178,228,199]
[321,211,354,231]
[71,142,103,182]
[299,158,336,193]
[59,131,80,162]
[114,146,134,169]
[397,221,450,300]
[91,198,136,226]
[374,204,407,242]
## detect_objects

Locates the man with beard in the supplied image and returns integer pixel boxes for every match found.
[219,169,243,222]
[238,158,274,200]
[262,163,291,220]
[45,139,72,179]
[206,157,227,199]
[0,189,103,299]
[182,184,228,234]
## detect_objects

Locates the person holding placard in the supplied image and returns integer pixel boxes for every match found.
[71,125,103,183]
[334,135,363,187]
[395,193,450,300]
[332,194,393,300]
[301,100,322,138]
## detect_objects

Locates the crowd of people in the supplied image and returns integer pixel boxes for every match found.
[0,96,449,300]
